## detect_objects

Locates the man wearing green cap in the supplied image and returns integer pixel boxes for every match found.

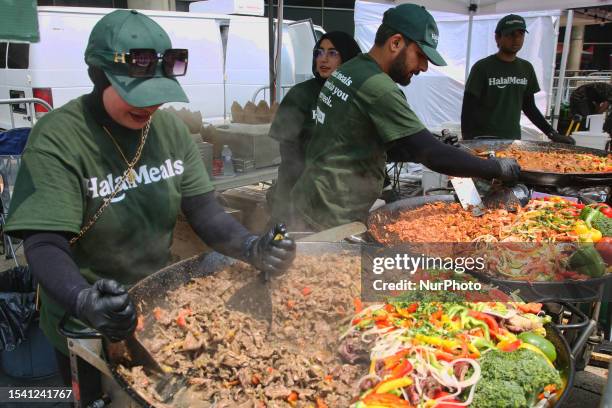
[290,3,521,231]
[461,14,575,144]
[5,9,295,404]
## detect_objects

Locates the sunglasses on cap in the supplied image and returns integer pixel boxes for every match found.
[112,48,188,78]
[313,48,340,59]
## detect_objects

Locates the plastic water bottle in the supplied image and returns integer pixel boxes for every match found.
[221,145,235,176]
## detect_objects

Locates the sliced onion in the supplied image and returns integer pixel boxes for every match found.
[449,358,481,388]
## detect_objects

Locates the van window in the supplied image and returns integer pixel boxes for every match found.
[7,43,29,69]
[0,42,8,68]
[0,43,6,68]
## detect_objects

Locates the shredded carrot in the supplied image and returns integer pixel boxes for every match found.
[315,397,328,408]
[301,287,312,296]
[287,300,296,309]
[153,307,164,321]
[287,391,298,402]
[136,315,145,332]
[324,375,333,383]
[224,380,239,388]
[251,374,261,385]
[353,297,363,313]
[544,384,557,393]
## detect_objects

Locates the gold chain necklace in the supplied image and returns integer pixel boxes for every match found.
[102,124,145,184]
[68,119,151,246]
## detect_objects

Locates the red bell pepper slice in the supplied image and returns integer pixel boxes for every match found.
[390,359,413,379]
[406,303,418,313]
[517,303,542,314]
[433,391,463,407]
[468,310,499,334]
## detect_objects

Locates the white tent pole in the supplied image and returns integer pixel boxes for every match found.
[268,0,275,104]
[275,0,284,101]
[552,9,573,129]
[546,15,561,120]
[465,11,474,83]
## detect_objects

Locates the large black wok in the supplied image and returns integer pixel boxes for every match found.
[459,139,612,187]
[58,242,586,408]
[59,242,358,407]
[366,195,612,302]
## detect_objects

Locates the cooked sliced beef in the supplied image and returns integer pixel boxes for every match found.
[119,254,364,407]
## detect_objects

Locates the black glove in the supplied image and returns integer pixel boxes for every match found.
[440,130,459,147]
[75,279,137,342]
[245,224,296,278]
[548,131,576,145]
[490,157,521,182]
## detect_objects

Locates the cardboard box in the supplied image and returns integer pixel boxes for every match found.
[210,123,280,168]
[220,186,270,233]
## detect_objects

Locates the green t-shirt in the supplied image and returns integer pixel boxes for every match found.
[5,96,213,353]
[268,78,321,222]
[291,54,424,230]
[464,55,540,140]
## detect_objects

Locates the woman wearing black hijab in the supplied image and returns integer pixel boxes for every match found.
[268,31,361,224]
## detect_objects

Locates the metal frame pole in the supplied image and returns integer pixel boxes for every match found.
[275,0,284,101]
[552,10,574,129]
[547,15,561,118]
[464,3,477,83]
[268,0,275,104]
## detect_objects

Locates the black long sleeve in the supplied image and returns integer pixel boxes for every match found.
[461,92,480,140]
[387,129,501,179]
[278,141,305,190]
[522,92,554,135]
[23,232,89,316]
[22,193,254,317]
[181,191,254,261]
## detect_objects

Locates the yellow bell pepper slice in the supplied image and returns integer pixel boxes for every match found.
[519,343,555,368]
[375,377,413,394]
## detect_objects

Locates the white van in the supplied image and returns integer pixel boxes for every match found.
[0,6,320,130]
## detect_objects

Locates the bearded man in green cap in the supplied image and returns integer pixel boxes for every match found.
[289,3,521,231]
[461,14,574,144]
[5,9,295,404]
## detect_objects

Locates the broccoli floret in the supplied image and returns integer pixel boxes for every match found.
[472,349,562,407]
[592,215,612,237]
[471,379,527,408]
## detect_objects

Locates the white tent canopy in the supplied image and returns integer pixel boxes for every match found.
[363,0,609,15]
[354,0,606,133]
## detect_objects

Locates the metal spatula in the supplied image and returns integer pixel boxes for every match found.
[125,333,165,374]
[482,183,531,211]
[225,230,286,324]
[226,268,273,324]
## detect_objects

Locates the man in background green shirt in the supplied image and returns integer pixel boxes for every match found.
[291,4,520,231]
[461,14,574,143]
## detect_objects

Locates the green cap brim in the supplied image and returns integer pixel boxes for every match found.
[500,27,529,36]
[418,43,447,66]
[105,72,189,107]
